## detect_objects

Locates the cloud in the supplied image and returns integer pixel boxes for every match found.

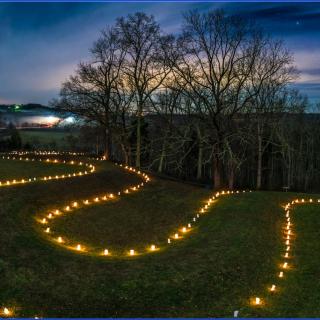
[0,2,320,104]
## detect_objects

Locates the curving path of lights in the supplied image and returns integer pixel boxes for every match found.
[0,151,249,317]
[38,162,152,257]
[38,179,248,257]
[0,153,95,187]
[251,197,320,308]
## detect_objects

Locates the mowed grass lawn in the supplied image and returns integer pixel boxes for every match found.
[0,157,319,317]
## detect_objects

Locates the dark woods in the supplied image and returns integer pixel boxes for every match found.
[53,10,319,192]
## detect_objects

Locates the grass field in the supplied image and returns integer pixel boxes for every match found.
[19,130,72,149]
[0,159,76,181]
[0,157,319,317]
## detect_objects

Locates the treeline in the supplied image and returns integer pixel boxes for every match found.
[0,123,23,151]
[53,10,319,192]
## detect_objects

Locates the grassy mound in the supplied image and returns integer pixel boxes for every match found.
[0,158,319,317]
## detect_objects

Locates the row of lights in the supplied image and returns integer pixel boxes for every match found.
[0,151,96,318]
[252,197,320,307]
[0,155,96,187]
[39,163,152,256]
[0,151,250,316]
[40,172,249,257]
[6,151,85,156]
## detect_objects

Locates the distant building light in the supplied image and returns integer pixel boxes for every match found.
[64,116,75,124]
[46,115,60,124]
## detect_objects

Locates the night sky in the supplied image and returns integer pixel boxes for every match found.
[0,2,319,105]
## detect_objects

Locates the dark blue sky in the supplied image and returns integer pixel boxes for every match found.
[0,2,319,104]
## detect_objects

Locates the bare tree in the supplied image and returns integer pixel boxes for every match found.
[167,10,265,188]
[116,12,172,168]
[246,40,297,189]
[54,27,127,159]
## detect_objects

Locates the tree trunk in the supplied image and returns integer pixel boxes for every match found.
[96,136,99,156]
[197,142,203,180]
[213,155,221,189]
[103,127,112,160]
[135,101,142,168]
[256,134,262,190]
[196,125,203,180]
[287,150,291,188]
[121,143,129,165]
[228,165,234,190]
[158,141,166,173]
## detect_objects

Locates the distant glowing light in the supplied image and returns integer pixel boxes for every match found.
[64,116,75,124]
[3,307,11,316]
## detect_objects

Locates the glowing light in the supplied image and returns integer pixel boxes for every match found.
[103,249,109,255]
[150,245,156,251]
[76,244,82,251]
[174,233,179,239]
[65,206,70,211]
[73,202,78,207]
[45,227,50,233]
[168,238,171,243]
[182,227,187,233]
[129,249,135,256]
[64,116,75,124]
[279,271,284,278]
[271,285,276,292]
[283,262,288,269]
[3,308,11,316]
[58,237,63,243]
[255,297,261,305]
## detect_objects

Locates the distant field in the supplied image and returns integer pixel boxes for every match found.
[19,129,75,149]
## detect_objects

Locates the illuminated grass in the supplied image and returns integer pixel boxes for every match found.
[48,178,207,255]
[1,159,319,317]
[260,203,320,317]
[0,159,75,180]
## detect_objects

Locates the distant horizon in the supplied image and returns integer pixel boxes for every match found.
[0,2,319,105]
